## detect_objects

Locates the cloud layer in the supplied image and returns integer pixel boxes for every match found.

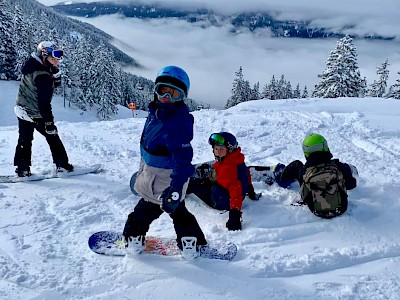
[38,0,400,107]
[71,14,400,107]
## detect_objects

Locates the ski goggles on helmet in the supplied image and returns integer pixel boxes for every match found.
[43,47,64,60]
[209,133,226,147]
[154,82,186,102]
[302,141,328,157]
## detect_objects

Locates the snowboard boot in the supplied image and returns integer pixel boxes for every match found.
[125,235,145,255]
[56,163,74,173]
[181,237,199,260]
[15,163,31,177]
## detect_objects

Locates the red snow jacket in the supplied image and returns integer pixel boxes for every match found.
[212,147,248,210]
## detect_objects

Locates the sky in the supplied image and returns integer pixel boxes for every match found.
[1,80,400,299]
[37,0,400,107]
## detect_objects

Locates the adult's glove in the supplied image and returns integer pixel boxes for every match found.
[226,209,242,231]
[159,186,182,214]
[45,122,58,135]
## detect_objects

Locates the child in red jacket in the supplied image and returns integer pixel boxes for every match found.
[186,132,248,231]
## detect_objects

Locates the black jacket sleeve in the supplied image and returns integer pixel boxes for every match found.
[336,161,357,190]
[35,74,55,123]
[280,160,305,185]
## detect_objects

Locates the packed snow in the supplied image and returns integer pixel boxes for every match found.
[1,80,400,299]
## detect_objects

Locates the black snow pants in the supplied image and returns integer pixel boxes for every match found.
[123,198,207,249]
[14,118,69,167]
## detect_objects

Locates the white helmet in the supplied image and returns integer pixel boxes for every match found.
[36,41,63,60]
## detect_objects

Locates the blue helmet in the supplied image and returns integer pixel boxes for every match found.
[155,66,190,98]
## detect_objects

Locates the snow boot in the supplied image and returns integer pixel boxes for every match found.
[181,237,199,260]
[15,163,31,177]
[125,235,145,255]
[56,163,74,173]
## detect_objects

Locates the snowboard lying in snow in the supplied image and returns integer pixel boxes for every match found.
[88,231,237,261]
[192,161,279,185]
[130,161,280,196]
[0,164,102,183]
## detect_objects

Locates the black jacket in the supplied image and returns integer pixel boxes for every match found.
[16,54,60,122]
[280,151,357,190]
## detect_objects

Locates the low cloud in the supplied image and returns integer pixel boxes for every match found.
[74,14,400,107]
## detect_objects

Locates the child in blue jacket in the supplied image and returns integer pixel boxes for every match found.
[123,66,207,259]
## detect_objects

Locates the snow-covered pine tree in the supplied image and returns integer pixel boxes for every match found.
[250,82,260,100]
[225,66,251,108]
[12,4,31,80]
[302,86,309,98]
[68,37,96,109]
[89,42,122,119]
[313,36,362,98]
[262,75,278,100]
[369,59,389,97]
[387,71,400,99]
[0,0,17,80]
[293,83,301,98]
[36,11,51,42]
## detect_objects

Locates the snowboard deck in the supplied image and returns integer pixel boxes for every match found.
[0,164,102,183]
[130,161,278,196]
[88,231,237,261]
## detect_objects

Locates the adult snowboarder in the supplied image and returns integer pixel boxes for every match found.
[14,41,73,177]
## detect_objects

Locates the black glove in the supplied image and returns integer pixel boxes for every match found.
[45,122,58,135]
[247,184,261,200]
[159,186,182,214]
[226,209,242,231]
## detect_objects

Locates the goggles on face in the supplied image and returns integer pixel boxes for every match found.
[154,82,186,102]
[209,133,225,147]
[44,47,64,60]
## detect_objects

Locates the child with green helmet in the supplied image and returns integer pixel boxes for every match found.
[275,133,358,218]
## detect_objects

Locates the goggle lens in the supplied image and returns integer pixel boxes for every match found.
[154,83,185,101]
[209,133,225,146]
[44,47,64,60]
[52,50,64,60]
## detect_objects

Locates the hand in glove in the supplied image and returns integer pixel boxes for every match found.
[45,122,58,135]
[51,67,62,87]
[226,209,242,231]
[247,184,261,200]
[159,186,182,214]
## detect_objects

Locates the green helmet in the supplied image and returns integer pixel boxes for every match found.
[302,133,329,158]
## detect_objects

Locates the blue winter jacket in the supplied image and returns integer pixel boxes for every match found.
[140,100,195,190]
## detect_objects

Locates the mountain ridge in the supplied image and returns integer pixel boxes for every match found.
[52,1,395,40]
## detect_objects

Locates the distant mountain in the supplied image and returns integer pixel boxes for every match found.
[9,0,139,66]
[52,1,394,40]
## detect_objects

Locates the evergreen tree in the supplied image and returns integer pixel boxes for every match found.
[37,11,51,42]
[262,75,279,100]
[302,86,309,98]
[250,82,260,100]
[12,4,31,80]
[293,83,301,98]
[0,0,16,79]
[387,72,400,99]
[89,42,122,119]
[369,59,389,97]
[313,36,362,98]
[225,66,251,108]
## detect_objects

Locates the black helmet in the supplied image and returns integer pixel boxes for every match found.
[208,132,238,153]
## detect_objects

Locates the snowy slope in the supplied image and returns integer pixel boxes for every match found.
[1,81,400,299]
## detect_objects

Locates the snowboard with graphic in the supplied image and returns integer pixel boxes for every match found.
[88,231,237,261]
[0,164,102,183]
